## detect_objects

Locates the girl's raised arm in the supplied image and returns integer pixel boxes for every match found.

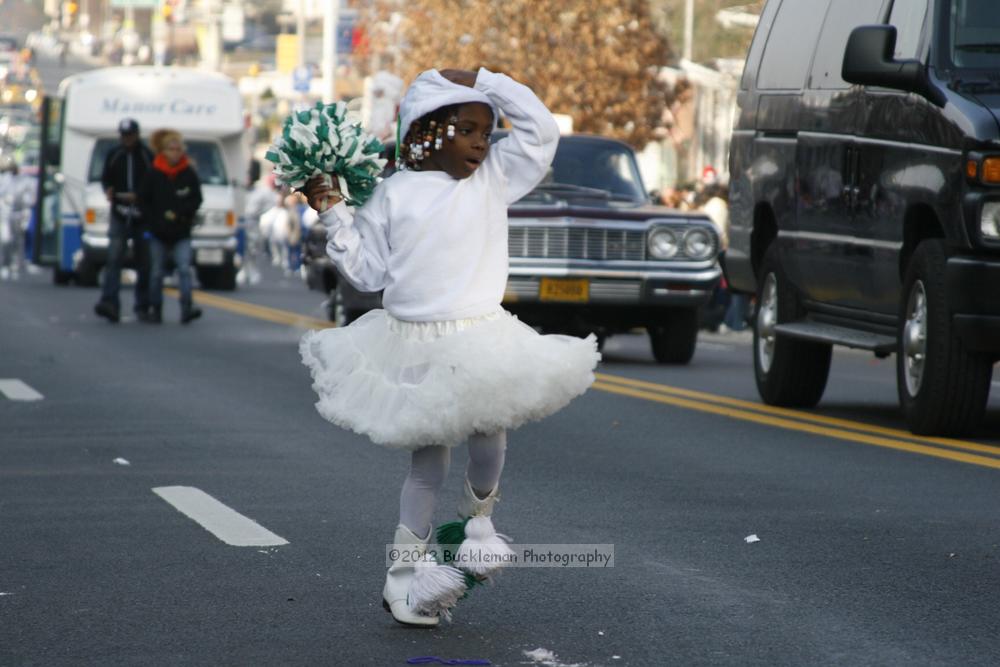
[474,68,560,204]
[313,182,391,293]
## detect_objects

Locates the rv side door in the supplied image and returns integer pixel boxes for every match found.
[31,95,65,276]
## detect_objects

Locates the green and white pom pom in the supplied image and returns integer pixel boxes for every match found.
[437,518,513,590]
[265,101,387,208]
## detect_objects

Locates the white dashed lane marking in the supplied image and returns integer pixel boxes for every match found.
[0,379,43,401]
[153,486,289,547]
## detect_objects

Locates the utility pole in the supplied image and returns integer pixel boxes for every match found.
[322,0,337,102]
[297,0,306,69]
[683,0,694,62]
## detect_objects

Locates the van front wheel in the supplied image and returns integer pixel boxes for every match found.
[753,246,831,407]
[197,264,237,291]
[896,240,992,435]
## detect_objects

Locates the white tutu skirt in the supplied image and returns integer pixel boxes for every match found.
[299,308,600,450]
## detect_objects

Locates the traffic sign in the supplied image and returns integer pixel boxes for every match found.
[293,66,311,93]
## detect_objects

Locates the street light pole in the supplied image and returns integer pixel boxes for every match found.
[296,0,306,70]
[322,0,337,103]
[683,0,694,62]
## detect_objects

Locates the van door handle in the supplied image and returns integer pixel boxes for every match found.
[842,184,856,205]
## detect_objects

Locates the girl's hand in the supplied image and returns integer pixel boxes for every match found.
[303,175,343,212]
[439,69,477,88]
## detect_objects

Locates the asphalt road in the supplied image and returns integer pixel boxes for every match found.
[2,267,1000,666]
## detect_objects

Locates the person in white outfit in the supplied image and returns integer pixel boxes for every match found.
[300,68,600,627]
[262,192,293,271]
[0,160,14,279]
[0,161,33,280]
[238,160,277,286]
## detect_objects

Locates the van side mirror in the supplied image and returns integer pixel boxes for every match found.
[842,25,945,106]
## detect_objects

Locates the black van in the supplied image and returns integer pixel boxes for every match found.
[726,0,1000,436]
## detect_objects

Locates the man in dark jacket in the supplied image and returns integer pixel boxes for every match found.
[94,118,155,323]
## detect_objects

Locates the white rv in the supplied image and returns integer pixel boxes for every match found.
[33,67,247,289]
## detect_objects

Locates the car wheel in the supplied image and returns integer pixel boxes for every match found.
[648,308,698,365]
[896,240,992,435]
[753,245,831,407]
[327,284,358,327]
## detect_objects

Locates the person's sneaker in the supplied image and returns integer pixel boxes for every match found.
[94,301,120,323]
[180,306,202,324]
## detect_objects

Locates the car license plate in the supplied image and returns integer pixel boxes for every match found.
[539,278,589,303]
[196,248,224,265]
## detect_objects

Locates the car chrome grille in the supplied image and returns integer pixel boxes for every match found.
[509,227,646,261]
[505,277,643,302]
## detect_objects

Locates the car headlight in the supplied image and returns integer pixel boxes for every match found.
[981,202,1000,240]
[200,210,228,226]
[648,228,679,259]
[683,228,715,260]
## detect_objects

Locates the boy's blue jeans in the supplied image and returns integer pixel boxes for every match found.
[99,218,150,312]
[149,237,194,308]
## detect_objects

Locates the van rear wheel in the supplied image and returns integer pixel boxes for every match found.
[896,240,992,435]
[753,246,831,407]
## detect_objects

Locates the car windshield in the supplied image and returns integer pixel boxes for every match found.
[88,138,229,185]
[536,136,646,202]
[489,133,646,203]
[948,0,1000,69]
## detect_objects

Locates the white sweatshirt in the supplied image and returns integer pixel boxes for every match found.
[319,68,559,322]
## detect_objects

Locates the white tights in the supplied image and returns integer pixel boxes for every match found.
[399,430,507,537]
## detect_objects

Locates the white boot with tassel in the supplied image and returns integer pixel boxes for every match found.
[447,478,515,581]
[383,524,454,627]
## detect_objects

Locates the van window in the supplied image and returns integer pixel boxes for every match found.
[948,0,1000,69]
[758,0,831,90]
[809,0,885,89]
[740,0,783,90]
[889,0,928,59]
[88,139,229,185]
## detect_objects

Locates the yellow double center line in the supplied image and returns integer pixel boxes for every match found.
[171,289,999,470]
[594,373,1000,470]
[165,288,335,330]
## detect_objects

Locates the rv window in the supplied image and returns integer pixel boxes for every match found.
[88,138,229,185]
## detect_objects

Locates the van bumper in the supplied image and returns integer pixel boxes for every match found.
[946,257,1000,353]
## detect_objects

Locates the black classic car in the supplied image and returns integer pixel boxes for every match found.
[303,133,723,363]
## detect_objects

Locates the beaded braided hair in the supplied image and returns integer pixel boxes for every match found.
[398,103,495,171]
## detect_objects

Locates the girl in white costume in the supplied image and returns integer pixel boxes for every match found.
[300,68,599,627]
